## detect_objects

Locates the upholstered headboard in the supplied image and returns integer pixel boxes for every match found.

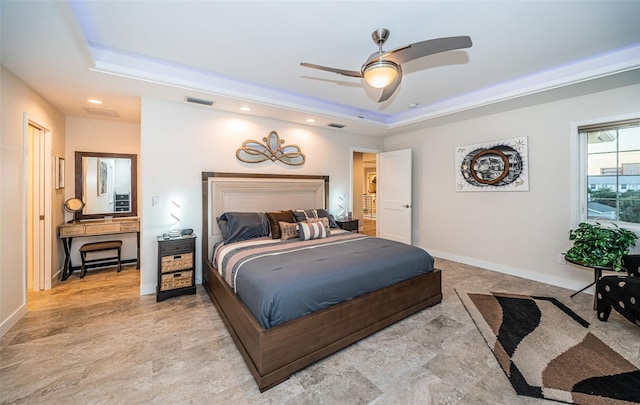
[201,172,329,260]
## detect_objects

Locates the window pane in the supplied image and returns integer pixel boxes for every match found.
[618,126,640,224]
[585,122,640,224]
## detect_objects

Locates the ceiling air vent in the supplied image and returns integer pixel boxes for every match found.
[327,123,346,129]
[184,96,215,107]
[82,107,120,118]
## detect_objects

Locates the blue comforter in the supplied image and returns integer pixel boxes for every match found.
[214,232,434,328]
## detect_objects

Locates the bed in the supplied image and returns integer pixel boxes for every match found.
[201,172,442,391]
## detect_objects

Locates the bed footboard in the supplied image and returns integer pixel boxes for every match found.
[203,259,442,391]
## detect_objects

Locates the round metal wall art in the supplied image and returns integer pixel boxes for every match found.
[460,145,523,187]
[455,136,529,192]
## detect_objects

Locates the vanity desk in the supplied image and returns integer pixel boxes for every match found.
[59,217,140,280]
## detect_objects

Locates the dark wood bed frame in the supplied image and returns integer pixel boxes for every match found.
[201,172,442,391]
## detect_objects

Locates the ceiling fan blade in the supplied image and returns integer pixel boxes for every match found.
[378,66,402,103]
[383,36,472,65]
[300,62,363,78]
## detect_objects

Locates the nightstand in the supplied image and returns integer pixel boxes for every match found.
[336,219,359,233]
[157,234,197,301]
[114,193,130,212]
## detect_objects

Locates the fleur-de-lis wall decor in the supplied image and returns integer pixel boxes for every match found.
[236,131,306,166]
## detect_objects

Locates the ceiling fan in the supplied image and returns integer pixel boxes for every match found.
[300,28,472,103]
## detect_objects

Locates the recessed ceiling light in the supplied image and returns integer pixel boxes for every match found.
[240,106,251,111]
[88,99,103,104]
[306,118,316,123]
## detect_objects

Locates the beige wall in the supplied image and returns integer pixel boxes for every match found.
[139,98,384,294]
[63,117,141,264]
[384,84,640,292]
[1,66,65,336]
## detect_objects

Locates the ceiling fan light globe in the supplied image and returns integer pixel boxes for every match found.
[363,61,398,89]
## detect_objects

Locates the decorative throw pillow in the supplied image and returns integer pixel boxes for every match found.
[317,208,339,229]
[220,212,270,244]
[266,210,295,239]
[299,221,327,241]
[279,221,299,240]
[307,217,331,234]
[292,209,317,223]
[294,208,338,229]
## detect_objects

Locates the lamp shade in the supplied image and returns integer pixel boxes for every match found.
[363,60,398,88]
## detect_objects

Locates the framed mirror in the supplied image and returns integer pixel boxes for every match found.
[74,151,137,220]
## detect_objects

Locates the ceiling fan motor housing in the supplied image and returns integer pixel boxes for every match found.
[372,28,390,46]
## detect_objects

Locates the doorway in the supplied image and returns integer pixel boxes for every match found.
[352,148,414,243]
[351,150,379,237]
[26,121,52,291]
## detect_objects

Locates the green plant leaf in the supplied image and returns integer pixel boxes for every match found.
[564,222,638,271]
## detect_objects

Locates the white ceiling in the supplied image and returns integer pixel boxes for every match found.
[2,1,639,136]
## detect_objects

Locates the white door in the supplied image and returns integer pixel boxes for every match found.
[377,149,412,244]
[27,122,52,291]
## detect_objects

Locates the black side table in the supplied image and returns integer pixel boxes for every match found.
[336,219,359,233]
[157,234,197,301]
[566,258,614,309]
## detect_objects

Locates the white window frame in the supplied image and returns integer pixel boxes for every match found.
[570,112,640,232]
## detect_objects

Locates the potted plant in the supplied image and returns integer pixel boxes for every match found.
[565,222,638,271]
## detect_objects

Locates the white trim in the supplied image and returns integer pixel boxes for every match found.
[80,37,640,130]
[43,127,52,291]
[391,45,640,128]
[21,113,28,308]
[427,248,594,295]
[570,112,640,231]
[0,304,27,338]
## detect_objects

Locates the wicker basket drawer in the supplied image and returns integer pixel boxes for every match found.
[160,252,193,273]
[160,270,193,291]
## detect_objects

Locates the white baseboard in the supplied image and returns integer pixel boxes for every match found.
[0,303,27,338]
[426,248,595,295]
[52,268,63,288]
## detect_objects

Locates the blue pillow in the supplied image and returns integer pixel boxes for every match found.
[216,217,228,239]
[219,212,270,244]
[317,208,339,229]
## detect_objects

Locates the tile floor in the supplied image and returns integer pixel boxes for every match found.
[1,259,638,404]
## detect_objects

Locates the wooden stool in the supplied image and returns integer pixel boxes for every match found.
[79,240,122,278]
